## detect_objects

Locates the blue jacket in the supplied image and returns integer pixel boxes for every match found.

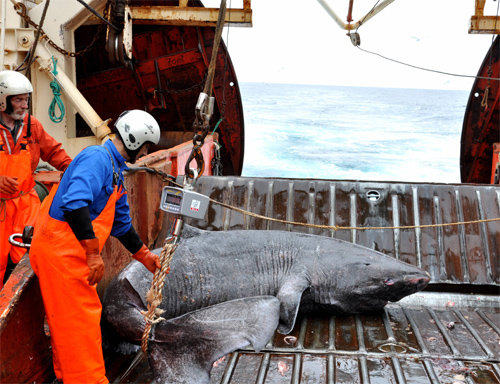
[49,139,132,237]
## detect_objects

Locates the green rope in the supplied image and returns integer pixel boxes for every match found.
[48,56,65,123]
[211,118,223,135]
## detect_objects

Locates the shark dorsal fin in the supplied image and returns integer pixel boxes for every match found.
[180,223,207,239]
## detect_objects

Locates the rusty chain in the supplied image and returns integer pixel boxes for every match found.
[157,73,206,95]
[14,1,108,58]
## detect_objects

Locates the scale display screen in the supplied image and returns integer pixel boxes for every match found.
[160,186,209,219]
[165,193,182,206]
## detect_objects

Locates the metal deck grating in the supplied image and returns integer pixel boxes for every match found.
[206,300,500,384]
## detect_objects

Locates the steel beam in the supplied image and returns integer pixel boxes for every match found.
[129,5,252,27]
[469,0,500,34]
[469,15,500,34]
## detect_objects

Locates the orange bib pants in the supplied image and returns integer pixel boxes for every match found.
[30,185,121,384]
[0,138,39,288]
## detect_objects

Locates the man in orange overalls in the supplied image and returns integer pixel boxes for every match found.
[29,109,162,384]
[0,70,71,289]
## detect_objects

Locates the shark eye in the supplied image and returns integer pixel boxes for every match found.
[384,278,394,286]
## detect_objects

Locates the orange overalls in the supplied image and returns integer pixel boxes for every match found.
[29,184,123,384]
[0,133,39,287]
[0,114,71,289]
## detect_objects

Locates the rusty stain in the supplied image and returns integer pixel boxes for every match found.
[130,5,252,27]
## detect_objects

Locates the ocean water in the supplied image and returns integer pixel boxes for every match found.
[239,82,470,184]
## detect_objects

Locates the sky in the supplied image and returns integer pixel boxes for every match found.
[213,0,498,90]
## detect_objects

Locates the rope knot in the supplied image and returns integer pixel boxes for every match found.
[48,57,65,123]
[141,242,177,355]
[49,80,61,96]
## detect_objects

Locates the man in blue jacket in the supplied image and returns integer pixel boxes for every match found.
[30,110,162,384]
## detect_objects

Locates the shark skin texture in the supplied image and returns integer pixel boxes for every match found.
[102,225,430,383]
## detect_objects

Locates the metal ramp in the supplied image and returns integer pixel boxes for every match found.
[181,176,500,287]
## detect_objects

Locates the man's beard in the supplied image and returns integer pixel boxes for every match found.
[9,110,26,121]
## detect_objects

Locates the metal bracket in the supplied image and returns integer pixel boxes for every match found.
[123,6,133,60]
[195,92,215,125]
[106,7,133,66]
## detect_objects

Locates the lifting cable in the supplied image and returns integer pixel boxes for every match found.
[351,0,500,83]
[139,0,228,360]
[13,0,49,138]
[184,0,227,184]
[22,0,49,77]
[73,0,119,31]
[355,45,500,83]
[210,0,233,176]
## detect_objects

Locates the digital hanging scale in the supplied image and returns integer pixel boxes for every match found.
[159,186,209,219]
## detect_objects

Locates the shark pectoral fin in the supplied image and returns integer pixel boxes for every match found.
[149,296,280,384]
[276,277,309,334]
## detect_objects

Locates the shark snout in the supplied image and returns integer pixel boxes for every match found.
[384,271,430,302]
[401,269,431,292]
[384,272,429,288]
[407,273,430,290]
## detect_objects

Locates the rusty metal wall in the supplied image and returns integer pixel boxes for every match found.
[181,177,500,287]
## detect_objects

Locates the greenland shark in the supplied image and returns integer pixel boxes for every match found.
[102,225,429,383]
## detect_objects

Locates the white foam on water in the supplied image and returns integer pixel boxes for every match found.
[240,83,467,184]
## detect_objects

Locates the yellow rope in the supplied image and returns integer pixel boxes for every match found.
[139,168,500,232]
[140,242,177,354]
[211,198,500,231]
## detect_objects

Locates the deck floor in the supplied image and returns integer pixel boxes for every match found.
[108,177,500,383]
[108,293,500,384]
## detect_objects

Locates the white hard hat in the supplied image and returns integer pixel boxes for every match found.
[115,109,160,151]
[0,71,33,112]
